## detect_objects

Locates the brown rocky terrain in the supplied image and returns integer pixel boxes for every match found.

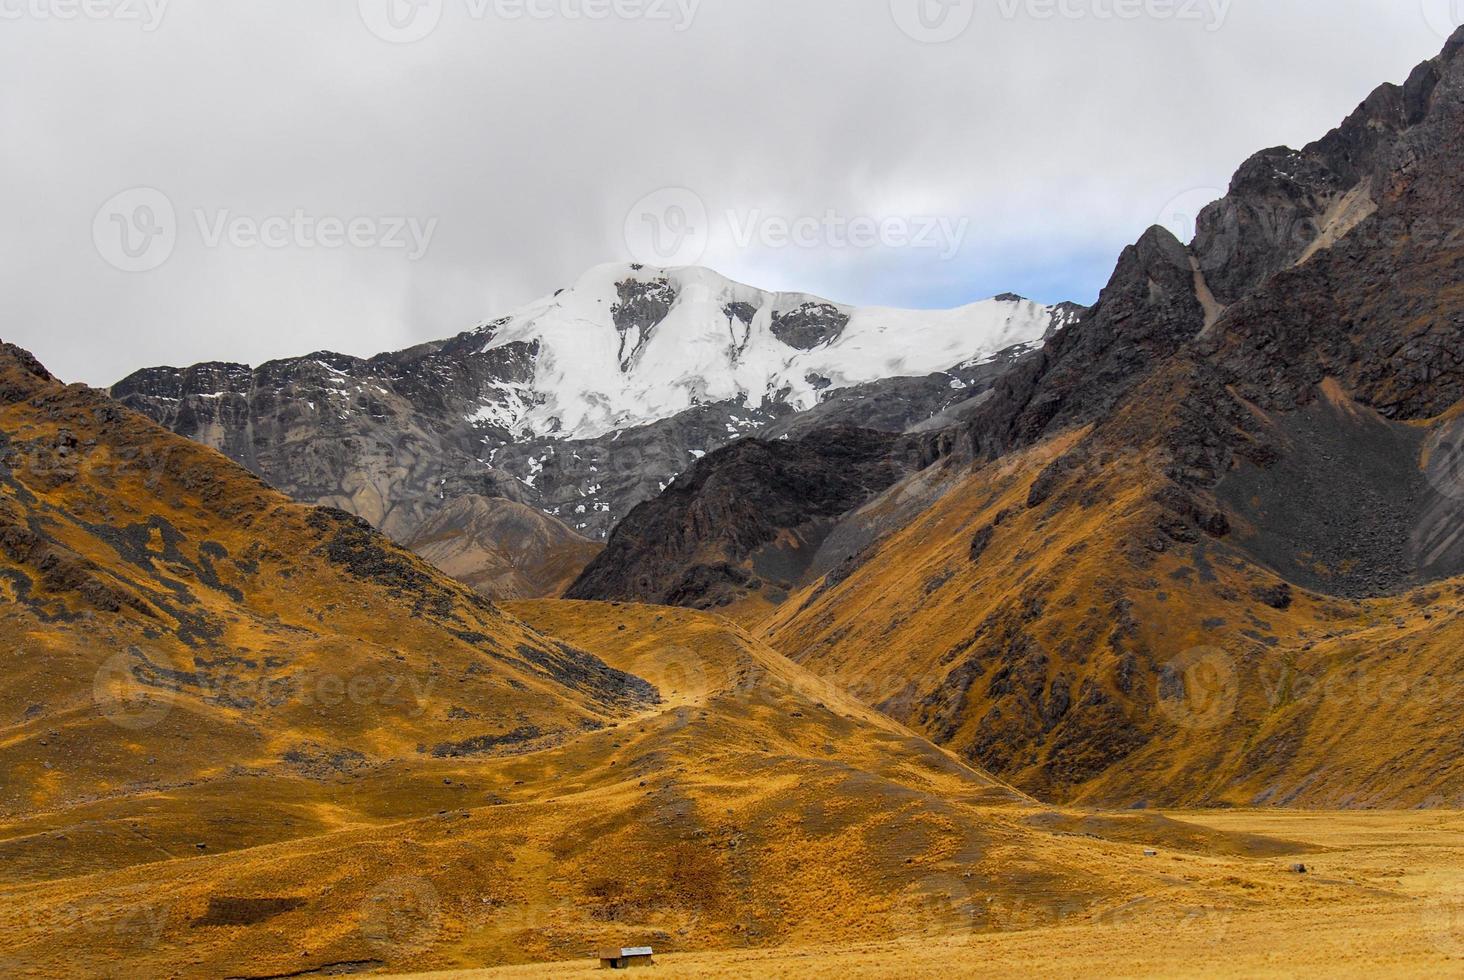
[565,426,932,611]
[570,29,1464,807]
[405,496,601,600]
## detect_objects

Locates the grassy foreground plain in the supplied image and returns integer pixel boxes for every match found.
[390,810,1464,979]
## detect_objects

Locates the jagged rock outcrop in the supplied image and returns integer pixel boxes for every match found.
[567,427,925,608]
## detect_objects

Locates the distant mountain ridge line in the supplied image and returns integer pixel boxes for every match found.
[109,265,1078,596]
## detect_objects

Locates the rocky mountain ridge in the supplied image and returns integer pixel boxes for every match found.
[112,267,1075,595]
[565,29,1464,809]
[579,28,1464,611]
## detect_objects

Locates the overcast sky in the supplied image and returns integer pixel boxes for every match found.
[0,0,1454,385]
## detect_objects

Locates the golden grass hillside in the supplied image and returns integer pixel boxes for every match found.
[3,339,1460,978]
[761,383,1464,809]
[0,340,655,831]
[0,597,1345,977]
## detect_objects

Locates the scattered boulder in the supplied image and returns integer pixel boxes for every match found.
[1254,583,1295,611]
[969,524,996,562]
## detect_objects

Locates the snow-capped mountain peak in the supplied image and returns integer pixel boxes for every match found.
[113,261,1076,543]
[474,263,1060,441]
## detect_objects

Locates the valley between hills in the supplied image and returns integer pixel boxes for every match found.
[3,25,1464,980]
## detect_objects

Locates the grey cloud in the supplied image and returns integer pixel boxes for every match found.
[0,0,1443,385]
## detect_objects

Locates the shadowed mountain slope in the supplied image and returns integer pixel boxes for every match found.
[566,427,930,611]
[572,30,1464,808]
[0,340,655,817]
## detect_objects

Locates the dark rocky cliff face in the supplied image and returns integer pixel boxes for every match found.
[566,427,923,608]
[568,29,1464,615]
[769,303,851,349]
[940,30,1463,475]
[1014,28,1464,596]
[961,225,1208,461]
[110,338,535,543]
[110,334,785,546]
[112,309,1058,562]
[1197,32,1464,422]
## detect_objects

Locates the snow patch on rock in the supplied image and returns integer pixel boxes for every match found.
[474,263,1057,441]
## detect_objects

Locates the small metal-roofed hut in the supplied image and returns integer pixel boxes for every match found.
[599,946,654,969]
